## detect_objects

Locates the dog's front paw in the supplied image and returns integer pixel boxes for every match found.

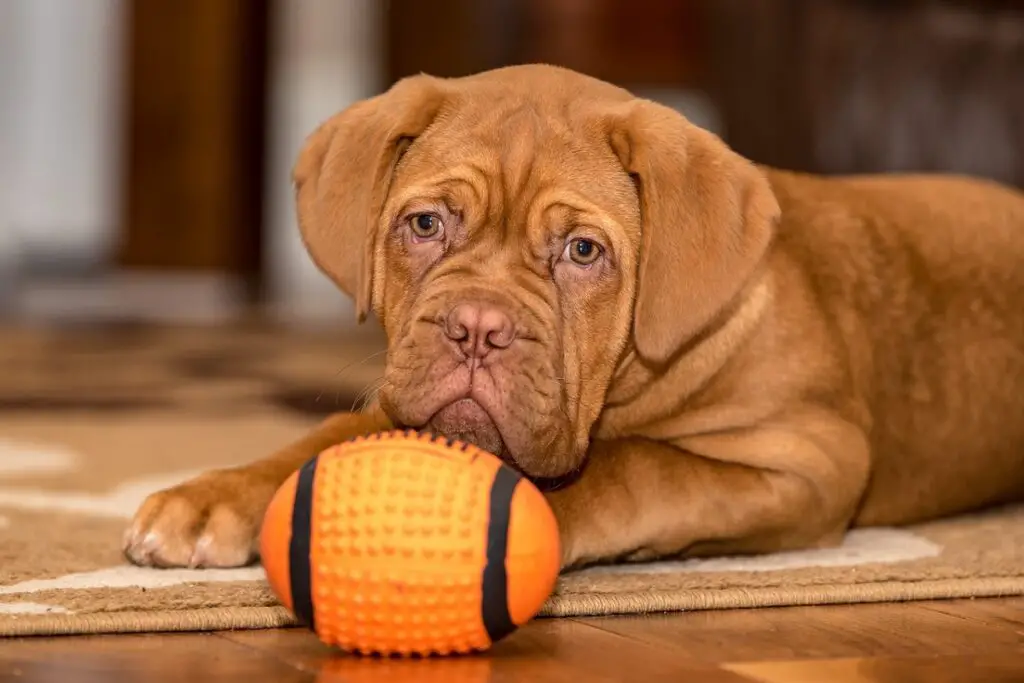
[123,470,276,568]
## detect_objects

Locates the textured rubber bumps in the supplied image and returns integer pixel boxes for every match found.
[260,430,561,656]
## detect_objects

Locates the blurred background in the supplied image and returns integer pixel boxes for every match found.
[1,0,1023,333]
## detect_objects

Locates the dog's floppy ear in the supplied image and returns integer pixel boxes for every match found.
[293,75,447,321]
[607,99,779,364]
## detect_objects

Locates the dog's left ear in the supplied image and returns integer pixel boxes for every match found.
[293,74,448,321]
[606,99,780,364]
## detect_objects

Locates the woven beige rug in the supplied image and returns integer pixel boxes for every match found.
[2,321,1023,637]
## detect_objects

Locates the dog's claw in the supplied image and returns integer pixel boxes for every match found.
[123,474,267,569]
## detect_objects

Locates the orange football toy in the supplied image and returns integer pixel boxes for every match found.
[260,429,561,657]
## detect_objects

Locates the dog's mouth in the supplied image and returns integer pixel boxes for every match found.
[410,397,581,492]
[425,397,507,458]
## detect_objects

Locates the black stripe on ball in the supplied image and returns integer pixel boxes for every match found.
[289,454,319,631]
[482,464,522,643]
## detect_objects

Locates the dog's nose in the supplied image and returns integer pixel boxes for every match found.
[444,303,516,357]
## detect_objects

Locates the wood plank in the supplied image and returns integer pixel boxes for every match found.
[2,599,1023,681]
[577,599,1024,663]
[919,596,1024,632]
[726,653,1024,683]
[0,632,312,683]
[221,621,754,683]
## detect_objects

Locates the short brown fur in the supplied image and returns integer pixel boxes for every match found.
[125,65,1024,570]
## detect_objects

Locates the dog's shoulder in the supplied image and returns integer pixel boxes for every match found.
[760,167,1024,269]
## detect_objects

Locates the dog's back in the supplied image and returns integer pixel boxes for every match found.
[766,169,1024,524]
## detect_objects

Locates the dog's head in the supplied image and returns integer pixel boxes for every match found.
[294,65,778,479]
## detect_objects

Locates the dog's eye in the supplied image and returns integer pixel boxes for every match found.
[565,238,602,266]
[409,213,444,239]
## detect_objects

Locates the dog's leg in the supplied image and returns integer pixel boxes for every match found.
[548,423,869,569]
[123,407,391,568]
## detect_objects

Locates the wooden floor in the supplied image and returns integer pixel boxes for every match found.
[2,597,1022,682]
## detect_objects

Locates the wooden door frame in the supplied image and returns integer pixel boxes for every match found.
[117,0,271,299]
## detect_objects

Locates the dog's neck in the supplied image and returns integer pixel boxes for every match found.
[593,271,775,440]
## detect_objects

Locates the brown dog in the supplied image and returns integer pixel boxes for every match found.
[123,64,1024,571]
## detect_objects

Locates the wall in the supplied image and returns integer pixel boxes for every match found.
[262,0,383,326]
[0,0,125,271]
